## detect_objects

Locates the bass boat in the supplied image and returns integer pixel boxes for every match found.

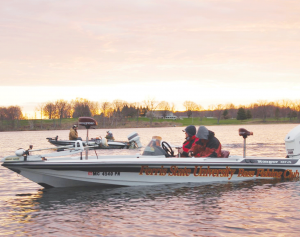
[46,131,142,150]
[1,117,300,189]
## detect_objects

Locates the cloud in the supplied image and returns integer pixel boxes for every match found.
[0,0,299,92]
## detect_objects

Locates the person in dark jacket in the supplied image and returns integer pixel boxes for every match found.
[105,131,115,141]
[69,125,78,140]
[188,126,222,157]
[177,125,197,157]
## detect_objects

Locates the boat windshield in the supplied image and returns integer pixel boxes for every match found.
[142,137,167,156]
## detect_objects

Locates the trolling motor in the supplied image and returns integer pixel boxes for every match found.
[15,145,33,161]
[78,117,98,160]
[239,128,253,158]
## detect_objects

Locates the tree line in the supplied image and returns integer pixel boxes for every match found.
[1,99,300,126]
[0,106,23,120]
[186,99,300,123]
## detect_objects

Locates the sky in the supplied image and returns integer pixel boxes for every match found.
[1,0,300,117]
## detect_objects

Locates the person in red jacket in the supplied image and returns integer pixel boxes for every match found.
[177,125,197,157]
[188,126,222,157]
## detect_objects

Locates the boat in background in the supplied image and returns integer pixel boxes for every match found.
[1,117,300,189]
[46,131,142,150]
[46,117,142,150]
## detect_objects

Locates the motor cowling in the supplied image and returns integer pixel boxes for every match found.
[285,125,300,158]
[127,132,142,148]
[100,137,108,147]
[15,148,25,156]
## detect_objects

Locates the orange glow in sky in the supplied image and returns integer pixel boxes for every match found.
[1,0,300,117]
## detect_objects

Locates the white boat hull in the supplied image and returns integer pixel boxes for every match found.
[3,156,300,188]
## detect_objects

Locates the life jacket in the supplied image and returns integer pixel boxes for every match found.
[181,135,197,157]
[190,131,222,157]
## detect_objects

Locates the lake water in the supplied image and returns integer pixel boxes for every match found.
[1,124,300,236]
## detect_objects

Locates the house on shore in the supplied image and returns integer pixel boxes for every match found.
[146,110,178,120]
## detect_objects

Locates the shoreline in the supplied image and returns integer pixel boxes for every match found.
[0,118,299,132]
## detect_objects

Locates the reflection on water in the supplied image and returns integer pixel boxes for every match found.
[0,124,299,235]
[1,179,300,236]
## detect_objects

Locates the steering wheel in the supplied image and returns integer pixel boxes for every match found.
[161,141,174,157]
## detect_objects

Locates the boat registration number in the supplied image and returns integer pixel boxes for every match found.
[88,171,120,176]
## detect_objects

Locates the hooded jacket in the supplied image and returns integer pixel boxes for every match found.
[189,128,222,157]
[69,128,78,140]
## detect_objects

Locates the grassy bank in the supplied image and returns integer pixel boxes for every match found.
[0,118,78,131]
[175,117,300,126]
[1,117,298,132]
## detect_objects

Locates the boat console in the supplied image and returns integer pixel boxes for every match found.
[142,136,174,157]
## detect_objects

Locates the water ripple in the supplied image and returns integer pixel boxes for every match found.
[0,124,299,236]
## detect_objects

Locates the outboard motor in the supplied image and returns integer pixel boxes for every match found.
[101,138,108,147]
[285,125,300,158]
[91,137,108,148]
[127,132,142,148]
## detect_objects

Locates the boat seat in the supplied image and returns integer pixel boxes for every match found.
[221,150,230,158]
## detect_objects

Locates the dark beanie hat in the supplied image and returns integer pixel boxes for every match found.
[183,125,196,137]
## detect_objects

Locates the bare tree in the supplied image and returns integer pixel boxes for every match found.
[183,101,199,118]
[248,103,259,119]
[273,100,281,120]
[100,101,111,128]
[6,106,23,128]
[35,103,45,119]
[71,98,92,118]
[224,103,236,119]
[35,103,45,129]
[170,103,176,113]
[0,107,7,125]
[257,100,269,122]
[43,102,56,119]
[157,101,170,118]
[112,100,127,113]
[6,106,23,120]
[133,102,140,125]
[54,99,72,125]
[205,104,214,117]
[294,100,300,121]
[111,100,127,127]
[92,101,100,116]
[197,104,203,111]
[214,104,225,124]
[280,99,292,120]
[143,98,160,126]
